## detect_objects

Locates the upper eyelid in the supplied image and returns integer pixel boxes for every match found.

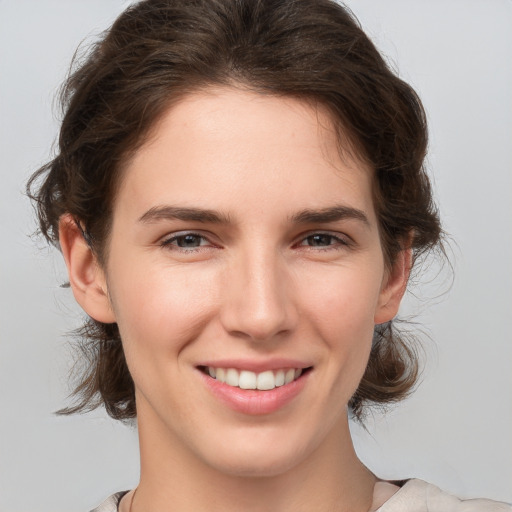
[295,230,352,244]
[164,231,204,238]
[160,229,212,240]
[160,231,214,247]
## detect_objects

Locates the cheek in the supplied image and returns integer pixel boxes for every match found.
[299,262,382,385]
[301,261,383,333]
[107,262,219,362]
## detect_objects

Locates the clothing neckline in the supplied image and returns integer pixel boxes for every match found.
[112,481,414,512]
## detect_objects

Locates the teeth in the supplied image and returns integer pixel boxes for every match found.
[216,368,226,383]
[239,370,256,389]
[206,367,304,390]
[257,370,275,391]
[226,368,239,387]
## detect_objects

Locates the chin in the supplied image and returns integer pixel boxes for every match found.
[209,451,304,479]
[199,429,315,479]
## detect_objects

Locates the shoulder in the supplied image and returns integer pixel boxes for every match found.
[378,479,512,512]
[89,491,128,512]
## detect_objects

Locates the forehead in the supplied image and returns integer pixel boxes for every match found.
[117,87,375,224]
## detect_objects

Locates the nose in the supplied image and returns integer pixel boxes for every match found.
[219,248,298,343]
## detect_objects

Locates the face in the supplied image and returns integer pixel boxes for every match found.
[79,87,406,477]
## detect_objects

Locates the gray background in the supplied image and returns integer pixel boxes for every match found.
[1,1,511,510]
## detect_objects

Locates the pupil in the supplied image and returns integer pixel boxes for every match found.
[310,234,331,246]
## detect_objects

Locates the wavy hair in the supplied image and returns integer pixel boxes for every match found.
[27,0,442,421]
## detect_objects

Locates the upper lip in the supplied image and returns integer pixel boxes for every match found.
[197,358,313,373]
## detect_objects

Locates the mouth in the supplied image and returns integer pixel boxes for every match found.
[198,366,312,391]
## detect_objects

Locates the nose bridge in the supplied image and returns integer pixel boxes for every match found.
[220,244,296,341]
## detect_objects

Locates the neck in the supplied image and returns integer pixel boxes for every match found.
[131,403,376,512]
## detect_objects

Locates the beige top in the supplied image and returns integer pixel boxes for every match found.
[90,479,511,512]
[375,479,511,511]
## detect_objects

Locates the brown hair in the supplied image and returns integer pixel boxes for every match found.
[27,0,442,421]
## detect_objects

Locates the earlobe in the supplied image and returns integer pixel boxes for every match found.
[59,214,116,324]
[374,248,412,325]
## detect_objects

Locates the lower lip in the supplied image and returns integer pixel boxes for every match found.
[199,370,309,415]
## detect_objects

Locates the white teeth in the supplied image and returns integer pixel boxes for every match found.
[256,370,275,391]
[226,368,239,387]
[216,367,226,383]
[239,370,257,390]
[206,366,305,390]
[284,368,295,384]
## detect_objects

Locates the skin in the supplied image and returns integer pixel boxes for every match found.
[60,87,408,512]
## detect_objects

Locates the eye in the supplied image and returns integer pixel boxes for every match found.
[298,233,348,249]
[160,232,211,250]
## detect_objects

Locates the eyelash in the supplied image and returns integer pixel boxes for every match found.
[296,232,351,251]
[159,231,351,252]
[160,232,212,251]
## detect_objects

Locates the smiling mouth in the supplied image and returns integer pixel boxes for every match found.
[199,366,311,391]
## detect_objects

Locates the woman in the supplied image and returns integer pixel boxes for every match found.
[27,0,511,511]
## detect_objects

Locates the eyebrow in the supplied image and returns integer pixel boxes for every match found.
[138,204,369,227]
[138,206,231,224]
[290,205,369,226]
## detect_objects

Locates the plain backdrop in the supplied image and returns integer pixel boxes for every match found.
[1,1,511,511]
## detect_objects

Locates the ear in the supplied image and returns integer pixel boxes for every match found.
[59,214,116,324]
[374,248,412,325]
